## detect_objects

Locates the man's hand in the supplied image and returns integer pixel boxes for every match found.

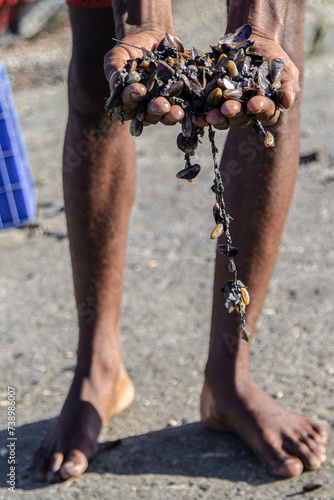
[104,32,300,133]
[195,35,300,131]
[104,32,185,127]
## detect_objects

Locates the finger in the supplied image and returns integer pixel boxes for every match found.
[161,105,185,125]
[247,96,279,124]
[108,69,121,90]
[144,96,172,124]
[146,96,171,117]
[192,113,208,127]
[279,86,298,110]
[206,109,229,130]
[122,83,147,109]
[228,114,252,128]
[220,100,243,118]
[220,106,251,128]
[279,66,301,110]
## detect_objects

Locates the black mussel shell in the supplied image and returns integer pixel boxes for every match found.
[217,245,239,257]
[206,87,223,108]
[176,133,199,154]
[165,80,184,97]
[182,112,193,138]
[156,36,169,52]
[165,32,185,52]
[105,87,122,111]
[176,163,201,180]
[129,116,143,137]
[157,60,175,79]
[269,58,284,84]
[223,88,243,101]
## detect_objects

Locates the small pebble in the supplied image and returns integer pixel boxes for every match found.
[148,260,158,268]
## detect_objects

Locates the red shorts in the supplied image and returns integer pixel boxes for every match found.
[67,0,111,8]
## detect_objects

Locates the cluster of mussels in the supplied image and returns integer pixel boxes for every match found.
[105,24,284,342]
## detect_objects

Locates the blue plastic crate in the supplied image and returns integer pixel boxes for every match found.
[0,62,36,229]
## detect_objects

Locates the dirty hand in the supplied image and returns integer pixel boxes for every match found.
[104,32,185,126]
[195,35,301,131]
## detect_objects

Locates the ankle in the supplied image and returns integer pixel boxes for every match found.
[204,353,251,389]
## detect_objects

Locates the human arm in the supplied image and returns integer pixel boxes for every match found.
[104,0,184,125]
[201,0,301,130]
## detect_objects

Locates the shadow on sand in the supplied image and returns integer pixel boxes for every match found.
[0,414,280,491]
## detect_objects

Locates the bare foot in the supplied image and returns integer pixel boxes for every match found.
[34,364,134,482]
[200,377,327,477]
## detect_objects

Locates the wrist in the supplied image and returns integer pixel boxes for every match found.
[226,0,290,44]
[112,1,174,40]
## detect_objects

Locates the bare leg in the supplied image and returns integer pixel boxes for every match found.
[201,0,327,477]
[34,8,135,481]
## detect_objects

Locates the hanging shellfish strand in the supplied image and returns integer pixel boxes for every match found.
[208,125,251,342]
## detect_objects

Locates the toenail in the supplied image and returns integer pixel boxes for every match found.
[309,458,321,469]
[272,458,297,471]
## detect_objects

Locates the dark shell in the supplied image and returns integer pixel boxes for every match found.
[178,73,192,93]
[223,88,243,101]
[222,280,234,299]
[165,32,185,52]
[206,87,223,108]
[129,117,143,137]
[213,202,222,224]
[190,81,206,99]
[176,133,199,154]
[205,76,221,95]
[302,484,322,493]
[217,245,239,257]
[176,163,201,180]
[269,58,284,84]
[157,60,175,79]
[135,103,146,121]
[257,65,271,96]
[105,87,122,111]
[146,69,158,92]
[165,80,184,97]
[182,112,193,138]
[241,330,251,342]
[191,47,206,59]
[228,258,236,273]
[219,24,252,46]
[156,36,169,52]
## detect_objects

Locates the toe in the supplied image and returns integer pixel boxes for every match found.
[306,419,328,443]
[46,452,64,482]
[59,449,88,481]
[283,435,323,471]
[270,455,304,478]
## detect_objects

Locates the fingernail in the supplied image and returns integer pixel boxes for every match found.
[289,91,296,106]
[130,91,144,100]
